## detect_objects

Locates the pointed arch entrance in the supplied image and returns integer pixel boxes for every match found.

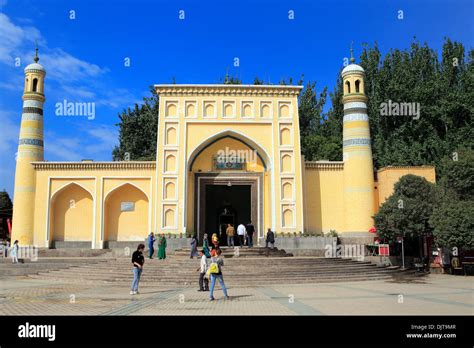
[187,130,270,245]
[50,182,94,246]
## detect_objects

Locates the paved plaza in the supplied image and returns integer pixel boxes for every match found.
[0,274,472,315]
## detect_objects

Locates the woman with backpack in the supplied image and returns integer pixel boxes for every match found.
[207,248,229,301]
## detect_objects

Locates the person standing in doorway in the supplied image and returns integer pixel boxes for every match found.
[208,248,229,301]
[246,221,255,248]
[10,240,19,264]
[190,234,199,259]
[157,233,167,260]
[237,223,246,247]
[226,224,235,247]
[196,249,209,291]
[265,228,275,249]
[147,232,155,259]
[130,243,145,295]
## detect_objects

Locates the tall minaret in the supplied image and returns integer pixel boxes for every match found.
[341,46,375,238]
[11,47,46,245]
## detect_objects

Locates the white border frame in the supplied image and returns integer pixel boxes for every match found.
[161,203,178,229]
[164,122,179,147]
[259,100,273,119]
[278,101,293,119]
[184,100,198,118]
[222,100,236,118]
[164,100,179,118]
[241,100,255,118]
[202,100,217,119]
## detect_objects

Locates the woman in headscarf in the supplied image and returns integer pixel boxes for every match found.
[203,233,211,258]
[157,233,167,260]
[211,233,219,250]
[190,234,199,259]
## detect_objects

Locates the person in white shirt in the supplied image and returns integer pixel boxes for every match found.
[237,223,246,247]
[196,250,209,291]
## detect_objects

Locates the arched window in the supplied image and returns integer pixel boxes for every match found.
[355,80,360,93]
[345,81,351,94]
[32,78,38,92]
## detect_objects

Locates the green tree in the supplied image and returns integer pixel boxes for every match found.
[430,147,474,249]
[374,175,436,247]
[430,200,474,250]
[112,86,159,161]
[0,190,13,214]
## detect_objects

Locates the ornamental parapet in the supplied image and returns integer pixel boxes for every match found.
[31,161,156,171]
[305,161,344,170]
[154,84,303,97]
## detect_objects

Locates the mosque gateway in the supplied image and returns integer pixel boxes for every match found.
[10,52,435,249]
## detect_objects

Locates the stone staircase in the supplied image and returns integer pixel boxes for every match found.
[173,246,292,258]
[18,247,403,287]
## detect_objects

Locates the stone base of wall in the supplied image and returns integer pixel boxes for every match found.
[52,241,92,249]
[338,232,375,245]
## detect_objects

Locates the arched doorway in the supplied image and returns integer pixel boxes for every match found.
[187,130,270,244]
[104,183,149,244]
[50,183,93,247]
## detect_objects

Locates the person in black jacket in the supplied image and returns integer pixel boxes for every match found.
[265,228,275,249]
[246,221,255,248]
[130,244,145,295]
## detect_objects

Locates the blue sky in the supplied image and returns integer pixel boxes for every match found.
[0,0,473,196]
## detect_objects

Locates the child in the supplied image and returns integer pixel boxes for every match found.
[196,249,209,291]
[10,240,19,264]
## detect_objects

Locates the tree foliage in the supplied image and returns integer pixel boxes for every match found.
[374,175,436,243]
[430,147,474,249]
[0,190,13,213]
[112,87,159,161]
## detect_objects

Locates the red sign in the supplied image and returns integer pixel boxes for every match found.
[378,244,390,256]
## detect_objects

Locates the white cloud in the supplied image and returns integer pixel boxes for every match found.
[40,48,108,83]
[0,13,42,64]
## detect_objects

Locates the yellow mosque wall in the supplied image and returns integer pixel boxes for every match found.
[31,163,155,248]
[376,166,436,206]
[303,162,344,233]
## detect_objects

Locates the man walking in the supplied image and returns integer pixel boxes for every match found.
[237,223,246,247]
[197,249,209,291]
[130,243,145,295]
[246,221,255,248]
[226,223,235,247]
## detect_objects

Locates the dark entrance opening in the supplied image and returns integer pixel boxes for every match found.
[204,184,251,246]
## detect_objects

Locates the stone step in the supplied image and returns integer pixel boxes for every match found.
[29,273,395,285]
[35,268,396,281]
[46,264,382,275]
